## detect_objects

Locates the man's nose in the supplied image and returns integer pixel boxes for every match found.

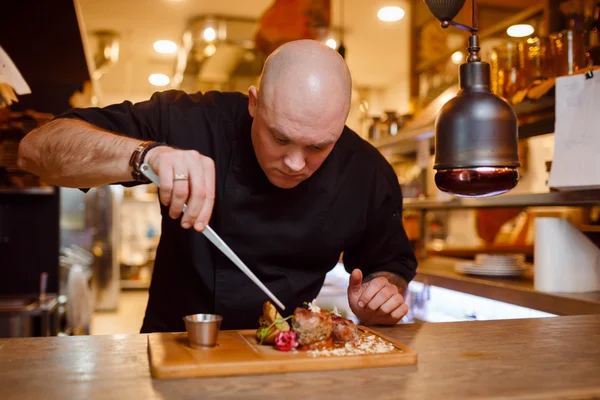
[283,150,306,172]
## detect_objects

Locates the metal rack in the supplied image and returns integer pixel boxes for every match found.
[0,187,55,195]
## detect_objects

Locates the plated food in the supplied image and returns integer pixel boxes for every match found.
[256,300,395,357]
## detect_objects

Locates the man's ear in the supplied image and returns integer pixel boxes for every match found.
[248,86,258,118]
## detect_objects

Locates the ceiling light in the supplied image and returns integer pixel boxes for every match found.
[325,38,337,49]
[203,44,216,57]
[153,40,178,54]
[148,73,170,86]
[203,27,217,42]
[451,51,464,64]
[377,6,405,22]
[506,24,534,38]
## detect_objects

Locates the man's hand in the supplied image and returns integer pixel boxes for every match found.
[145,146,215,231]
[347,269,408,325]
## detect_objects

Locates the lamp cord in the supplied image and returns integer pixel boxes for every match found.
[472,0,476,34]
[337,0,346,59]
[467,0,481,62]
[340,0,344,41]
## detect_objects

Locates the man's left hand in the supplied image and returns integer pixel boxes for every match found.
[347,269,408,325]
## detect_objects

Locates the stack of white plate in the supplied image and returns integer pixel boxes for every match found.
[454,254,528,277]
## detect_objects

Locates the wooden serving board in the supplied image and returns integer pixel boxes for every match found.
[147,326,418,380]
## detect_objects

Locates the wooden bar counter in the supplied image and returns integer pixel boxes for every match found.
[1,315,600,399]
[415,257,600,316]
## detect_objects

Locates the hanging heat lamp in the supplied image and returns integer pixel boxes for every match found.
[424,0,520,197]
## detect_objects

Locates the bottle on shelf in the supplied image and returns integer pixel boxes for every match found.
[368,116,383,141]
[588,1,600,64]
[562,0,585,30]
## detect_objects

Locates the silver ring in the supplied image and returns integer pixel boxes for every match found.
[173,174,188,181]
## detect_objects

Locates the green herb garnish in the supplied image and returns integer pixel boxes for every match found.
[258,315,293,345]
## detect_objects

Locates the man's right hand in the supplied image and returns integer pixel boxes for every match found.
[145,146,215,231]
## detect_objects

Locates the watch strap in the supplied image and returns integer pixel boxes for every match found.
[129,141,167,182]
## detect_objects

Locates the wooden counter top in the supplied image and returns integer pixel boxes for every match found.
[415,257,600,316]
[1,315,600,399]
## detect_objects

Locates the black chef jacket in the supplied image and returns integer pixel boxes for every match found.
[59,90,418,332]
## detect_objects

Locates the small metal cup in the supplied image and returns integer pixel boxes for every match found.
[183,314,222,348]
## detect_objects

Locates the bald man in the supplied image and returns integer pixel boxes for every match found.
[18,40,417,332]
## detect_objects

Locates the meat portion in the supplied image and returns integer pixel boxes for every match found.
[292,307,332,346]
[331,315,359,345]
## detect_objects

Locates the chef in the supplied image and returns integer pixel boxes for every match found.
[18,40,417,331]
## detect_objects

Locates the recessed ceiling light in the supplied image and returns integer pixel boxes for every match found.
[153,40,178,54]
[148,73,170,86]
[377,6,405,22]
[325,38,337,49]
[203,27,217,42]
[506,24,534,38]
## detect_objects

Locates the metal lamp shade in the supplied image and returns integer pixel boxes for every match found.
[423,0,467,22]
[433,61,520,197]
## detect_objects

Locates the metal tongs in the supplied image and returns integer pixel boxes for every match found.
[140,163,285,310]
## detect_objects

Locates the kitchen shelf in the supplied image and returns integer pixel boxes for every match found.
[426,244,534,259]
[0,187,55,195]
[370,123,435,154]
[581,225,600,233]
[120,280,150,290]
[415,256,600,316]
[403,190,600,211]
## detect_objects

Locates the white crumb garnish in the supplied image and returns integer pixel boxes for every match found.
[332,306,341,317]
[305,335,396,358]
[307,299,321,313]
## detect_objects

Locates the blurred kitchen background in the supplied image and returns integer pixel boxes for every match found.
[2,0,600,337]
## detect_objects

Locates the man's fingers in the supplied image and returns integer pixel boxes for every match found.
[365,285,399,312]
[348,269,363,293]
[147,148,216,227]
[169,159,189,219]
[378,293,405,315]
[390,303,409,321]
[158,162,174,207]
[357,277,391,309]
[195,157,215,231]
[180,156,204,228]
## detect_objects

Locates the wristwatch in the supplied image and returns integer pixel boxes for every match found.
[129,141,167,182]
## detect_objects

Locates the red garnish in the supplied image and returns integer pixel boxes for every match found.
[274,331,298,351]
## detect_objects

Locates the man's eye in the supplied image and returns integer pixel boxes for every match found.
[275,136,288,144]
[310,145,324,152]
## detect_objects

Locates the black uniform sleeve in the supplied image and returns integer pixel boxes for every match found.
[343,160,418,284]
[56,90,180,143]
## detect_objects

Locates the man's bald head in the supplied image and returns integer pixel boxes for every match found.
[247,40,353,189]
[259,40,352,112]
